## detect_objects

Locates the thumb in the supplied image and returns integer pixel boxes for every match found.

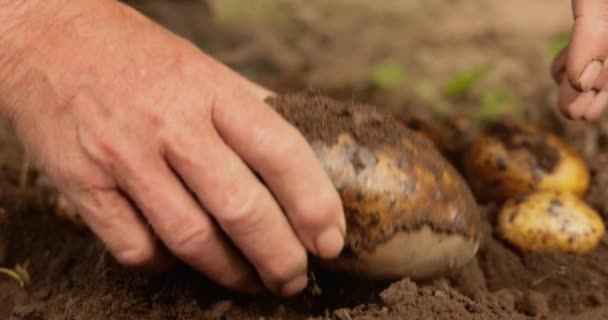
[567,0,608,91]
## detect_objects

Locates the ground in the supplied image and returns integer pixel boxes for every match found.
[3,1,608,319]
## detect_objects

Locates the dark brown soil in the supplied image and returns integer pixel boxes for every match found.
[267,91,411,147]
[3,1,608,319]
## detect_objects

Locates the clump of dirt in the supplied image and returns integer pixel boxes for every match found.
[267,90,428,148]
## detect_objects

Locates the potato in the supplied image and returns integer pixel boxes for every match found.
[463,121,589,203]
[400,116,446,152]
[497,190,605,254]
[267,92,482,280]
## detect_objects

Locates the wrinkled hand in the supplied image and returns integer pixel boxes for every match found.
[0,0,345,296]
[551,0,608,121]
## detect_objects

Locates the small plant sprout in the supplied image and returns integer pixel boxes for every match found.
[369,60,407,90]
[442,65,491,98]
[0,260,31,287]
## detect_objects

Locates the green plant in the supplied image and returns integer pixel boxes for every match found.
[443,66,491,98]
[475,88,523,122]
[0,260,31,287]
[548,32,570,56]
[369,61,407,90]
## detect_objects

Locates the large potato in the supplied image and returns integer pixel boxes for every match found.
[497,190,605,254]
[267,91,482,281]
[399,116,446,153]
[463,121,589,203]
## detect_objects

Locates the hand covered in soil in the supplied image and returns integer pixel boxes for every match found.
[0,0,345,296]
[551,0,608,121]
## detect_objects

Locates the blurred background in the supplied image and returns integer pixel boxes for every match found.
[125,0,573,123]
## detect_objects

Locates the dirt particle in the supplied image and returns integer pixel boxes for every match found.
[548,198,562,216]
[496,158,507,171]
[518,290,550,316]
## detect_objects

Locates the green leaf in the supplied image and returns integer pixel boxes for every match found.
[476,88,523,122]
[369,61,406,90]
[548,32,570,56]
[443,66,490,98]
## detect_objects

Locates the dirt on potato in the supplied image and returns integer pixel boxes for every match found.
[3,1,608,319]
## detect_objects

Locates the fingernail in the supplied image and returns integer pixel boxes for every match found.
[280,273,308,296]
[315,226,344,259]
[578,60,602,91]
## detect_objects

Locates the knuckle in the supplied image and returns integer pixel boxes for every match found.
[113,245,156,268]
[167,223,214,259]
[272,128,302,160]
[262,249,307,284]
[218,187,265,228]
[254,125,302,165]
[293,188,343,228]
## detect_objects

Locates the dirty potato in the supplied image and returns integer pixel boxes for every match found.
[463,122,589,203]
[267,92,482,281]
[497,190,605,254]
[400,116,446,152]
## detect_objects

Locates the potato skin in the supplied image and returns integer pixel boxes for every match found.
[266,92,482,280]
[463,122,589,203]
[310,132,480,253]
[310,132,481,279]
[497,190,605,254]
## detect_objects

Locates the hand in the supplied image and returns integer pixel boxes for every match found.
[551,0,608,121]
[0,0,345,296]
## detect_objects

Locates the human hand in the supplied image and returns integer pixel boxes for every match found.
[0,0,345,296]
[551,0,608,121]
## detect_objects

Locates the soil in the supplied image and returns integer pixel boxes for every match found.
[3,1,608,319]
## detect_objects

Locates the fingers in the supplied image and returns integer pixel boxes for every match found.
[77,126,262,294]
[120,158,263,293]
[558,72,607,121]
[584,90,608,120]
[567,0,608,91]
[65,184,171,271]
[551,46,568,84]
[211,86,346,262]
[165,121,309,296]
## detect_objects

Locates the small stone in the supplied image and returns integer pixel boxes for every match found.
[434,290,447,298]
[207,300,232,318]
[519,290,550,316]
[589,292,605,306]
[490,288,521,312]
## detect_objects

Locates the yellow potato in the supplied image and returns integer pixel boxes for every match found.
[463,121,589,203]
[267,92,482,280]
[497,190,605,254]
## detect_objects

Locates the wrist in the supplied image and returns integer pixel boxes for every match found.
[0,0,102,120]
[0,0,67,70]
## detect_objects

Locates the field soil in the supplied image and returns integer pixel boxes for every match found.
[4,1,608,319]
